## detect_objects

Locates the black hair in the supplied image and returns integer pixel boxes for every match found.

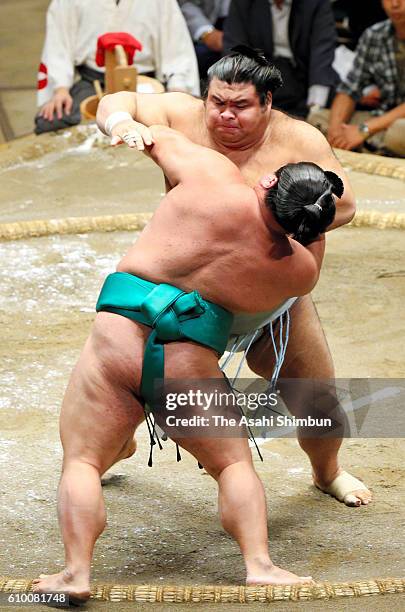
[204,46,283,105]
[265,162,344,245]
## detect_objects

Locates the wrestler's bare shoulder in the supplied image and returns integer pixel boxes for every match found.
[160,93,204,127]
[269,110,330,159]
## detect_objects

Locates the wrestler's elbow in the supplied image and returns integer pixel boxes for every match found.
[341,192,356,224]
[304,267,322,296]
[295,253,322,296]
[328,195,356,230]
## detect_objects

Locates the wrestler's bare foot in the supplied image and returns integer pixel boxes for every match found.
[32,568,91,603]
[313,468,372,507]
[246,561,314,586]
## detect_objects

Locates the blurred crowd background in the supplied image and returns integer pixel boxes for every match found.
[0,0,404,155]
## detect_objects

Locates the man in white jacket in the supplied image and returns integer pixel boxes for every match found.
[35,0,200,134]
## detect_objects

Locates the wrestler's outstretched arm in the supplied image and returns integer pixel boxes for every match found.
[97,91,195,150]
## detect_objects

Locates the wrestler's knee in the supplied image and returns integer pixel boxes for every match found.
[61,417,141,481]
[188,440,251,481]
[203,459,229,480]
[280,378,336,413]
[281,379,348,437]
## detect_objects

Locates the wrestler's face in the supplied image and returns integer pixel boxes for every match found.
[383,0,405,24]
[205,79,271,145]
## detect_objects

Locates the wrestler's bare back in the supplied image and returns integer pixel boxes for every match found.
[117,126,320,314]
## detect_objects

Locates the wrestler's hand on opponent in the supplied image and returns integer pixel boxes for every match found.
[110,119,154,151]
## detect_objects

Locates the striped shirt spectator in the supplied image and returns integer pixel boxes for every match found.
[338,20,404,112]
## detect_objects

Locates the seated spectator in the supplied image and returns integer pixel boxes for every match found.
[35,0,199,135]
[223,0,338,118]
[308,0,405,157]
[332,0,388,111]
[179,1,231,80]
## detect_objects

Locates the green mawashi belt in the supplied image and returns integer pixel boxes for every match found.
[96,272,233,408]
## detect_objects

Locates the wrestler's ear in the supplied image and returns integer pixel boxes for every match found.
[260,174,278,189]
[325,171,344,198]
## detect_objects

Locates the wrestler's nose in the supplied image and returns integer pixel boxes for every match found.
[221,108,235,120]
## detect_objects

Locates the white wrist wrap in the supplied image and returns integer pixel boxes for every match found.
[104,111,133,136]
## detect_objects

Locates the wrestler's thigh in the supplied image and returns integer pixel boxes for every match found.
[247,295,334,379]
[164,342,252,477]
[280,295,334,378]
[60,312,145,472]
